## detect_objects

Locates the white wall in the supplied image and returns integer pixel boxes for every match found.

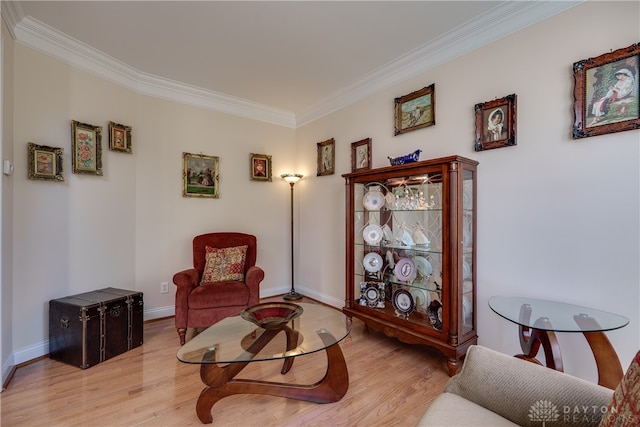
[9,45,296,360]
[1,18,15,384]
[295,1,640,382]
[2,0,639,385]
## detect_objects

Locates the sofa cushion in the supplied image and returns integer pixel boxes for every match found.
[201,245,247,283]
[599,350,640,427]
[417,392,519,426]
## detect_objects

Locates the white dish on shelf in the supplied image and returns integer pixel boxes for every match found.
[394,257,416,281]
[414,256,433,277]
[362,224,383,245]
[363,191,384,211]
[410,288,430,311]
[363,252,383,273]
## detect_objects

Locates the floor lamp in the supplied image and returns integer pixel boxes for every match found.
[281,173,303,301]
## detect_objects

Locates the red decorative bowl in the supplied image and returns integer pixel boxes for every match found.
[241,302,304,330]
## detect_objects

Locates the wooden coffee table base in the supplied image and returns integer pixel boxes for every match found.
[195,329,349,424]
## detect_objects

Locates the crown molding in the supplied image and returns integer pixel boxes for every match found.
[0,0,24,40]
[12,15,296,128]
[295,0,583,126]
[8,1,581,129]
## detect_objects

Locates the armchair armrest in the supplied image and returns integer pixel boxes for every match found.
[173,268,200,289]
[245,265,265,306]
[173,268,200,331]
[444,345,612,427]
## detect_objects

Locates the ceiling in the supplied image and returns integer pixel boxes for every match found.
[3,1,580,127]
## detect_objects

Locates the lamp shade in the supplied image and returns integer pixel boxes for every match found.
[281,173,303,184]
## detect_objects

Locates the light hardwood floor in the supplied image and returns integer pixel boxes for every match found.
[1,296,448,426]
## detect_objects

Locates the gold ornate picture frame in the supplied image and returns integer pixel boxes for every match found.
[183,152,219,198]
[351,138,371,172]
[27,142,64,182]
[108,121,132,153]
[474,94,517,151]
[249,153,272,181]
[71,120,102,175]
[573,43,640,139]
[394,84,435,135]
[317,138,335,176]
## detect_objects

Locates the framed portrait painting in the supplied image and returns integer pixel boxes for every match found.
[249,153,272,181]
[394,84,435,135]
[351,138,371,172]
[182,152,219,198]
[474,94,517,151]
[71,120,102,175]
[27,142,64,182]
[317,138,335,176]
[108,121,132,153]
[573,43,640,139]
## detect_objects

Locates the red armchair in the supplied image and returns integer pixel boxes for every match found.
[173,232,265,345]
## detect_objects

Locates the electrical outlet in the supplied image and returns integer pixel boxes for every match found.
[160,282,169,293]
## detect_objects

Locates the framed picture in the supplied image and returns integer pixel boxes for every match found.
[182,152,219,198]
[317,138,335,176]
[249,153,272,181]
[108,121,132,153]
[573,43,640,139]
[394,84,435,135]
[27,142,64,182]
[71,120,102,175]
[351,138,371,172]
[474,94,517,151]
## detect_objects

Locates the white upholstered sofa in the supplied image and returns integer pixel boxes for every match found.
[418,345,618,427]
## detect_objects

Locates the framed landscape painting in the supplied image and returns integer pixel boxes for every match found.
[394,84,435,135]
[573,43,640,139]
[183,152,219,198]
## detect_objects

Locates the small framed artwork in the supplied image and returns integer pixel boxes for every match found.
[572,43,639,139]
[71,120,102,175]
[474,94,517,151]
[183,152,219,198]
[394,84,435,135]
[27,142,64,182]
[317,138,335,176]
[351,138,371,172]
[108,121,132,153]
[249,153,272,181]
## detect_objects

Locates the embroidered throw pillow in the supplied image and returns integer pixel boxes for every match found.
[598,350,640,427]
[201,245,247,283]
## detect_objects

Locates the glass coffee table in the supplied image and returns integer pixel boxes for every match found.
[177,302,351,424]
[489,296,629,389]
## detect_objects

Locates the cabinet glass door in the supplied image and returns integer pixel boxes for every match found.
[462,168,474,335]
[354,172,444,332]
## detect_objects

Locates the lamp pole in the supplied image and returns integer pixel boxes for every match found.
[281,174,303,301]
